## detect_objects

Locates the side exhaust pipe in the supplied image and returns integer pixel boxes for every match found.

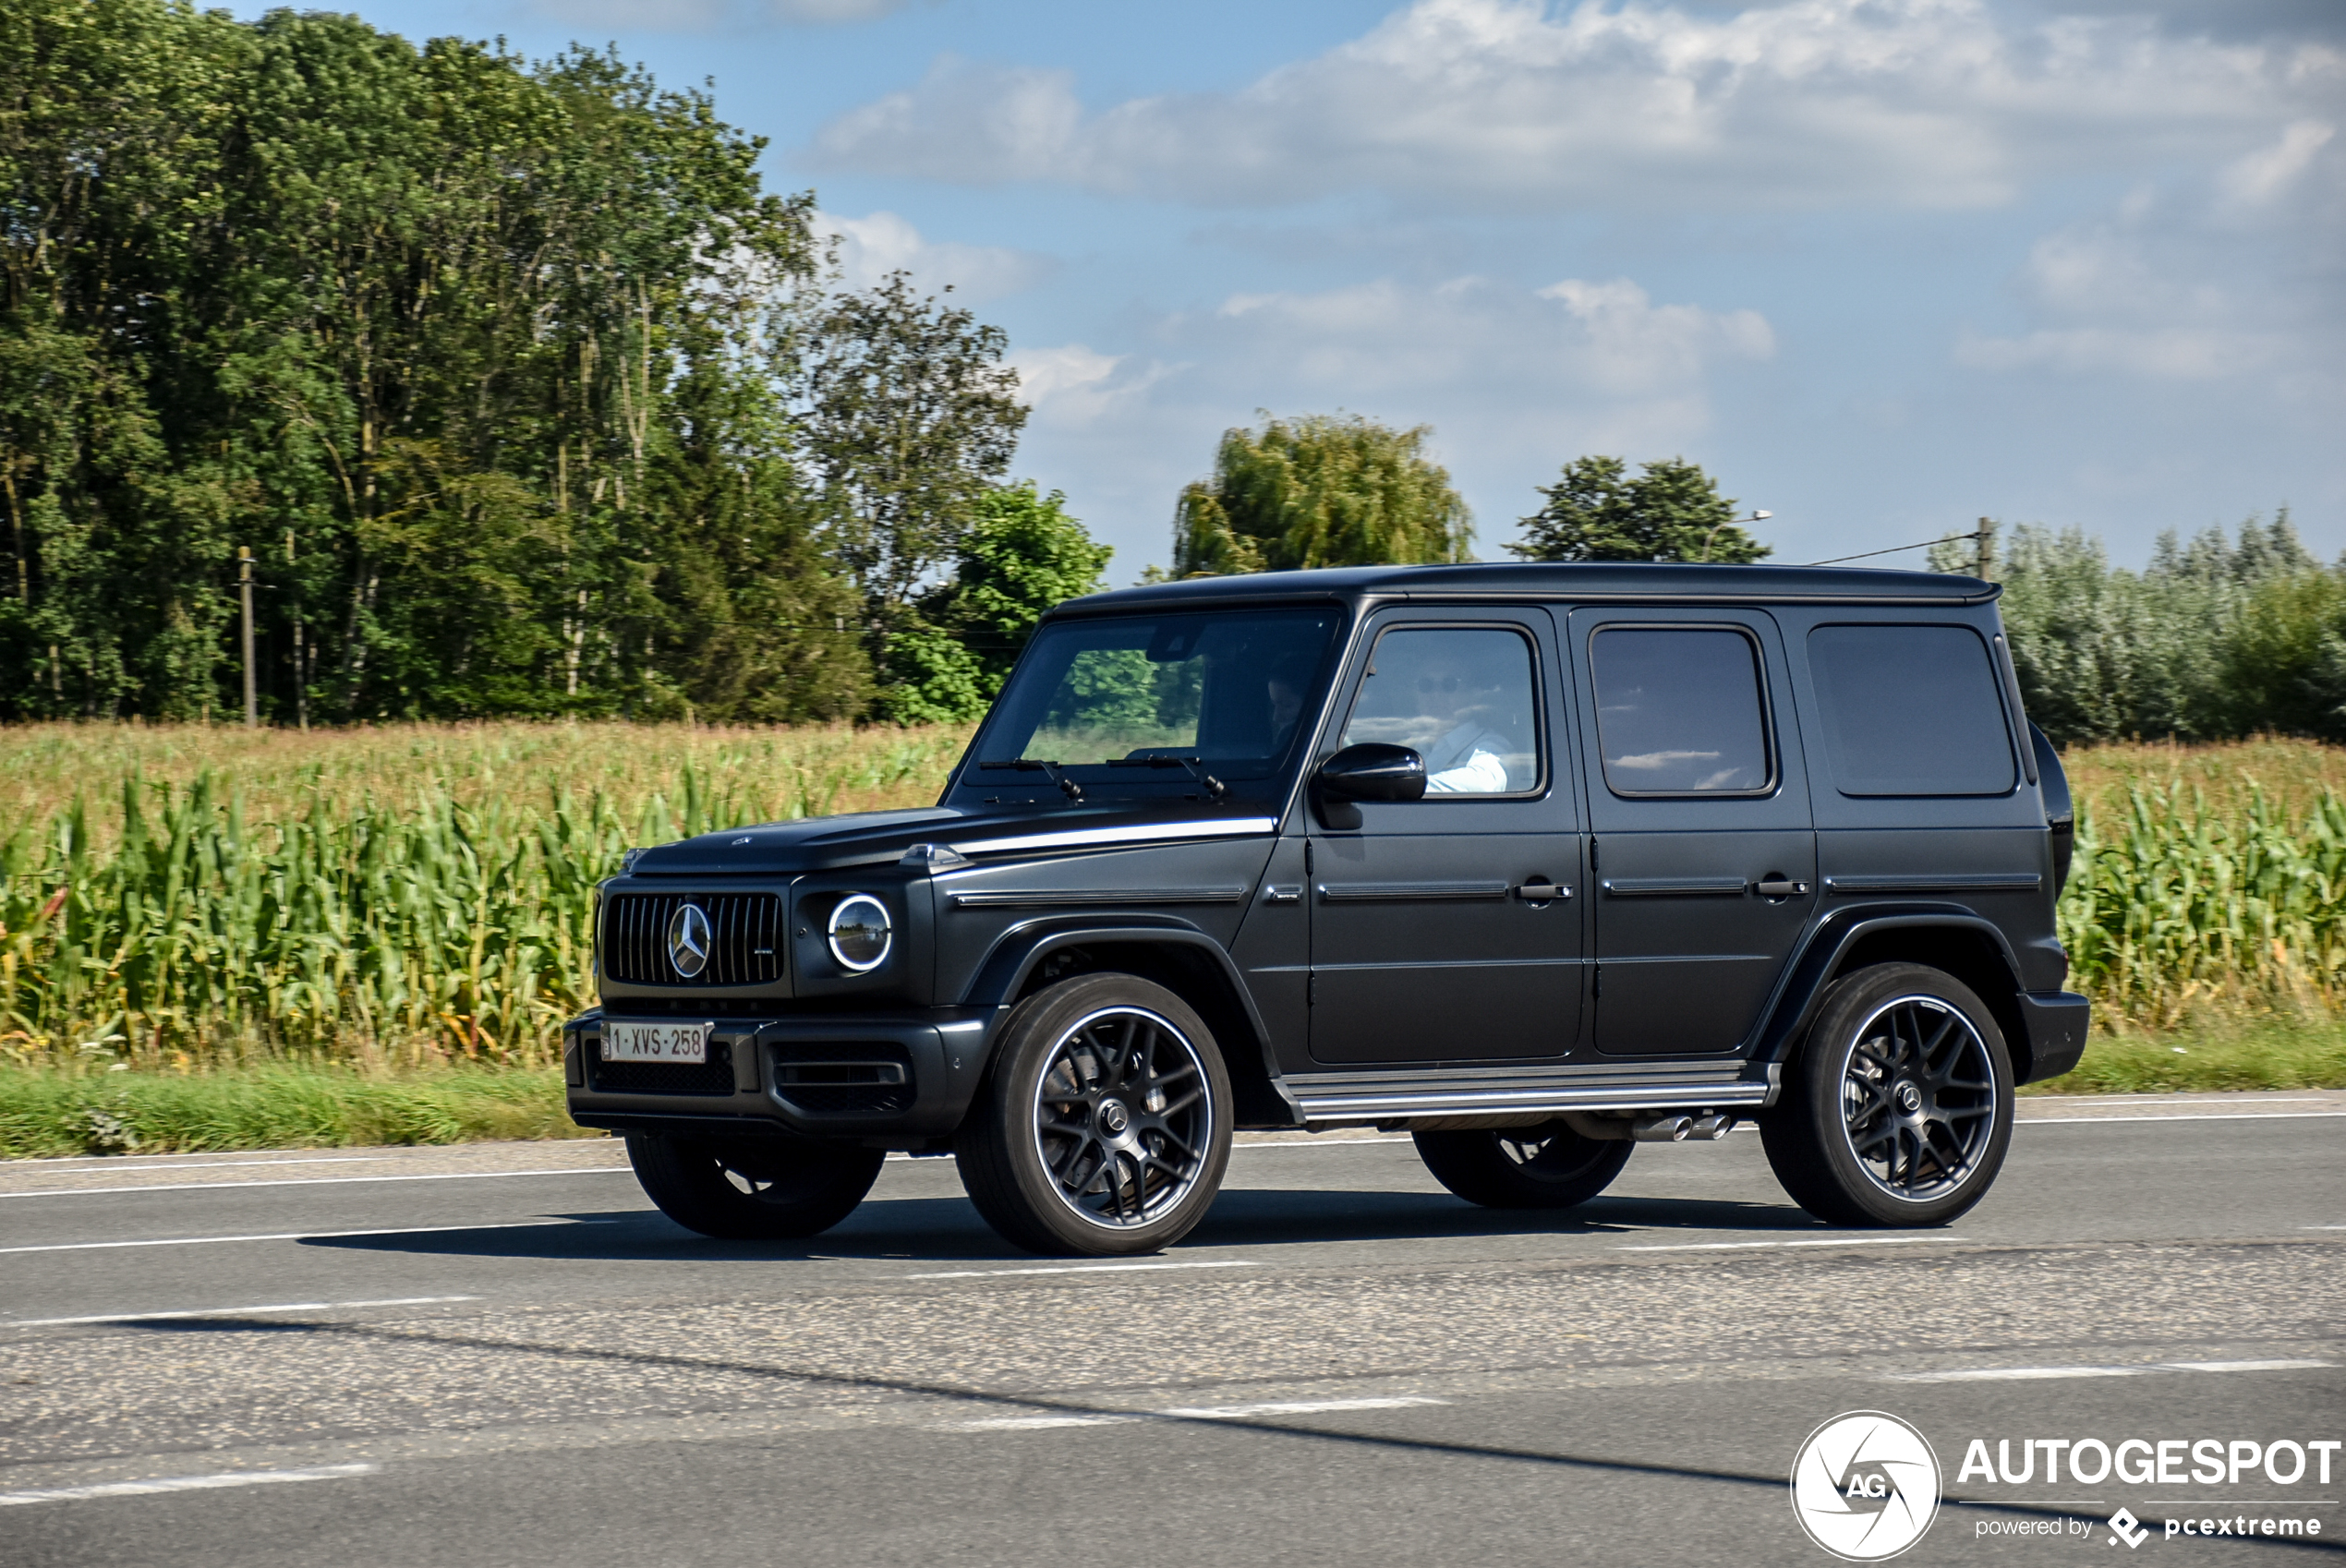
[1689,1114,1738,1140]
[1630,1115,1694,1142]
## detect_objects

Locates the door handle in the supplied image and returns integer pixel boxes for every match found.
[1514,880,1570,904]
[1753,874,1810,899]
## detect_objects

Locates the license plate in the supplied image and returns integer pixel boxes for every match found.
[601,1020,710,1064]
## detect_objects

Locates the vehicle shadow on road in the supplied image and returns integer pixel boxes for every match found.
[296,1186,1831,1264]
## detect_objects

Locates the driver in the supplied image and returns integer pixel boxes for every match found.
[1416,658,1511,793]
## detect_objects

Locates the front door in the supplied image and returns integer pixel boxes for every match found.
[1308,611,1585,1064]
[1561,607,1818,1056]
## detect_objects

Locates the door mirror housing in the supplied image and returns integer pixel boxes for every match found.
[1314,743,1426,827]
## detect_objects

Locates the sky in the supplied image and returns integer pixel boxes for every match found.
[249,0,2343,580]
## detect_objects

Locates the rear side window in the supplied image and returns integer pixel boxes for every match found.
[1590,627,1772,795]
[1808,624,2016,796]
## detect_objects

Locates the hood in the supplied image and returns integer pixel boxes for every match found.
[625,801,1283,877]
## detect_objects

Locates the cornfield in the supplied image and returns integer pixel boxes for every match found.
[1,723,972,1070]
[1,726,2340,1068]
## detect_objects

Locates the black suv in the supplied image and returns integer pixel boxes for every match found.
[568,562,2087,1255]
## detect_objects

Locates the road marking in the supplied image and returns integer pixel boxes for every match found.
[18,1155,389,1174]
[949,1396,1445,1430]
[2306,1225,2346,1231]
[1894,1359,2334,1382]
[1614,1236,1960,1252]
[906,1260,1259,1280]
[2021,1112,2346,1124]
[0,1464,376,1508]
[0,1219,599,1256]
[6,1296,478,1328]
[2028,1096,2337,1105]
[0,1167,629,1200]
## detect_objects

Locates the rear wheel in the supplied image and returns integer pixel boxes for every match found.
[955,973,1232,1257]
[1412,1120,1633,1210]
[626,1133,885,1240]
[1760,962,2014,1227]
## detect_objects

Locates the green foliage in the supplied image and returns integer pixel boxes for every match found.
[1958,512,2346,744]
[1,2,1063,725]
[0,1065,584,1157]
[1171,413,1471,577]
[1507,455,1767,564]
[882,483,1110,723]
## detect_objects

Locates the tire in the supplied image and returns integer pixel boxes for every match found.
[1412,1120,1634,1210]
[1760,962,2015,1227]
[626,1132,885,1240]
[954,973,1234,1257]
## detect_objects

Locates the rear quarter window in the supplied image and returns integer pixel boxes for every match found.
[1807,624,2016,797]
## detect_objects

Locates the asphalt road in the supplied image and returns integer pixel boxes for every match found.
[2,1092,2341,1568]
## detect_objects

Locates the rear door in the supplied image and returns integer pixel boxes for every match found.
[1561,607,1816,1056]
[1307,608,1585,1064]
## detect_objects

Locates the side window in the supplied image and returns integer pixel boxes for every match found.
[1808,624,2016,796]
[1590,627,1772,795]
[1337,627,1540,794]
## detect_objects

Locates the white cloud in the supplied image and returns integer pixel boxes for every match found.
[810,0,2340,211]
[814,210,1055,303]
[527,0,906,29]
[2219,117,2337,206]
[1007,344,1175,428]
[1953,325,2288,378]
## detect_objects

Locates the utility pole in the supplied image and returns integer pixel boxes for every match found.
[238,546,258,728]
[1976,517,1996,582]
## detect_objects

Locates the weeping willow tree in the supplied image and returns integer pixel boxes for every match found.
[1168,412,1472,578]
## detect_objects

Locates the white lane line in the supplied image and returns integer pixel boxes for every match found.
[2028,1096,2338,1105]
[0,1219,601,1256]
[0,1167,629,1199]
[19,1156,390,1174]
[2305,1225,2346,1231]
[0,1464,377,1508]
[906,1260,1258,1280]
[1614,1236,1960,1252]
[2020,1110,2346,1124]
[6,1296,478,1328]
[949,1396,1445,1430]
[1894,1359,2333,1383]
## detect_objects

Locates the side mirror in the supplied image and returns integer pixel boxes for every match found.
[1314,743,1425,828]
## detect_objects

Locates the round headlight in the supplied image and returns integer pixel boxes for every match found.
[827,894,892,973]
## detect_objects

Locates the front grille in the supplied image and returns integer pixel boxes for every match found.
[589,1038,736,1096]
[604,892,783,987]
[769,1041,914,1116]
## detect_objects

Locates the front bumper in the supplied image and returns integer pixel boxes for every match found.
[563,1007,997,1145]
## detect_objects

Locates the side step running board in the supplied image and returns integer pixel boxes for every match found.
[1294,1078,1774,1128]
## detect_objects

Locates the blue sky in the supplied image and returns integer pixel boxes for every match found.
[255,0,2342,579]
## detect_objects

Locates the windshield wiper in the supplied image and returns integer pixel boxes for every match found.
[1106,754,1227,802]
[980,758,1083,803]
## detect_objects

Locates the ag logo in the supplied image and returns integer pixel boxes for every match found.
[1791,1411,1941,1561]
[667,902,712,979]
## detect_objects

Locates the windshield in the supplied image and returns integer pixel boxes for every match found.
[965,608,1343,795]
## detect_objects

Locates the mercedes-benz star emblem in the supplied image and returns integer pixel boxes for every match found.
[668,903,712,979]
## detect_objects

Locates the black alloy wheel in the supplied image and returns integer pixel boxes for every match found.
[1761,962,2015,1227]
[1412,1119,1634,1210]
[956,972,1233,1256]
[626,1132,886,1240]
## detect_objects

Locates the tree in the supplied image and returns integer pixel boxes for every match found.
[804,271,1028,651]
[1169,413,1470,577]
[883,482,1110,723]
[1507,456,1767,564]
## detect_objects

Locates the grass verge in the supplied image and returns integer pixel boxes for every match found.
[2024,1020,2346,1096]
[0,1065,588,1160]
[3,1020,2339,1159]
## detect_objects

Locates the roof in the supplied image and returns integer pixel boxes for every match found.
[1050,561,1999,617]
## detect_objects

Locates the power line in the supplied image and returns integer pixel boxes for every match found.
[1806,526,1990,568]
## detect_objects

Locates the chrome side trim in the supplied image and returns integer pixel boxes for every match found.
[1822,874,2043,894]
[1318,880,1509,902]
[1296,1080,1773,1125]
[949,887,1248,909]
[950,817,1280,857]
[1602,876,1749,897]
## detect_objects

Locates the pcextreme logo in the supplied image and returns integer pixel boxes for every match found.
[1792,1411,1943,1562]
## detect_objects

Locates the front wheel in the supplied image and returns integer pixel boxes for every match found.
[1412,1120,1633,1210]
[1760,962,2014,1227]
[626,1133,885,1240]
[954,973,1233,1257]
